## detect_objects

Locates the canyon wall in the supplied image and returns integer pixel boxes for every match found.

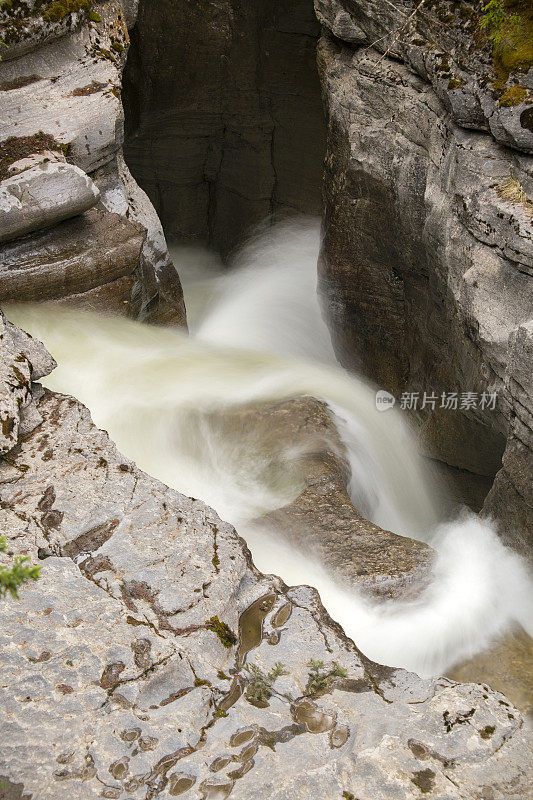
[122,0,326,258]
[0,0,185,325]
[316,0,533,553]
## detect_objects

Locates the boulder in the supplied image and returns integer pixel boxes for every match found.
[238,396,433,600]
[0,160,100,243]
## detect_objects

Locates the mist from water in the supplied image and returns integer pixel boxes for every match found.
[7,218,532,678]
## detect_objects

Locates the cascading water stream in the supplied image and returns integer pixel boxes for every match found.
[7,218,533,681]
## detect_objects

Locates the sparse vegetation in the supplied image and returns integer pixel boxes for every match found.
[479,0,520,48]
[307,659,348,693]
[498,84,532,106]
[478,0,533,85]
[244,661,288,704]
[496,174,533,221]
[0,537,40,600]
[0,132,70,181]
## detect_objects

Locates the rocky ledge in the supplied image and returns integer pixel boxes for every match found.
[0,0,185,325]
[1,326,532,800]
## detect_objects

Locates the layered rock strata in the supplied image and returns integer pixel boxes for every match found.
[316,0,533,554]
[123,0,326,258]
[0,1,185,325]
[1,318,533,799]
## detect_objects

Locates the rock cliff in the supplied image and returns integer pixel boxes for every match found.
[122,0,326,258]
[316,0,533,554]
[0,0,186,324]
[1,318,532,800]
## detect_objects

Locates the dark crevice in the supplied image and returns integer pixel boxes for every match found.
[122,0,326,261]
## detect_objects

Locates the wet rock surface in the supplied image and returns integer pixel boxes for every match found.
[240,396,433,600]
[1,322,532,799]
[448,627,533,718]
[0,0,185,324]
[317,31,533,555]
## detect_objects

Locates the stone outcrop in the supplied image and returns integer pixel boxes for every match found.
[0,156,100,243]
[123,0,326,258]
[238,396,433,600]
[0,0,186,324]
[316,1,533,555]
[1,317,532,799]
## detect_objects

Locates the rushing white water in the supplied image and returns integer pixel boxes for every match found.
[7,218,532,679]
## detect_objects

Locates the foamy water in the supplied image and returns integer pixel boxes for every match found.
[7,218,532,678]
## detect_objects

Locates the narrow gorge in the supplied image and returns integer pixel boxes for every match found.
[0,1,532,799]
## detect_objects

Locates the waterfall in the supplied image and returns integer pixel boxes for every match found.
[7,218,532,678]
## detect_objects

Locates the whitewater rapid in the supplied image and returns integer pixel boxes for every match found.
[7,218,533,678]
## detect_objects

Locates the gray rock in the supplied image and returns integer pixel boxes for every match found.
[240,396,433,600]
[0,208,144,305]
[317,36,533,551]
[0,311,55,455]
[0,321,531,799]
[122,0,326,258]
[6,150,66,177]
[0,0,185,325]
[0,160,100,244]
[314,0,533,154]
[315,0,367,44]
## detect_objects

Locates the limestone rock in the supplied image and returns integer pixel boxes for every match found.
[448,627,533,717]
[0,160,100,244]
[0,0,91,61]
[317,35,533,551]
[6,149,65,178]
[314,0,367,44]
[0,310,55,455]
[314,0,533,154]
[240,397,433,600]
[0,0,185,325]
[0,208,144,306]
[0,321,531,799]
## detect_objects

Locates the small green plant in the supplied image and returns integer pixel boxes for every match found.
[307,659,348,693]
[478,0,533,81]
[479,0,511,43]
[205,616,237,648]
[244,662,288,705]
[0,537,40,600]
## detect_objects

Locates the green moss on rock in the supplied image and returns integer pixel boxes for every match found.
[447,77,464,90]
[498,84,531,106]
[205,616,237,648]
